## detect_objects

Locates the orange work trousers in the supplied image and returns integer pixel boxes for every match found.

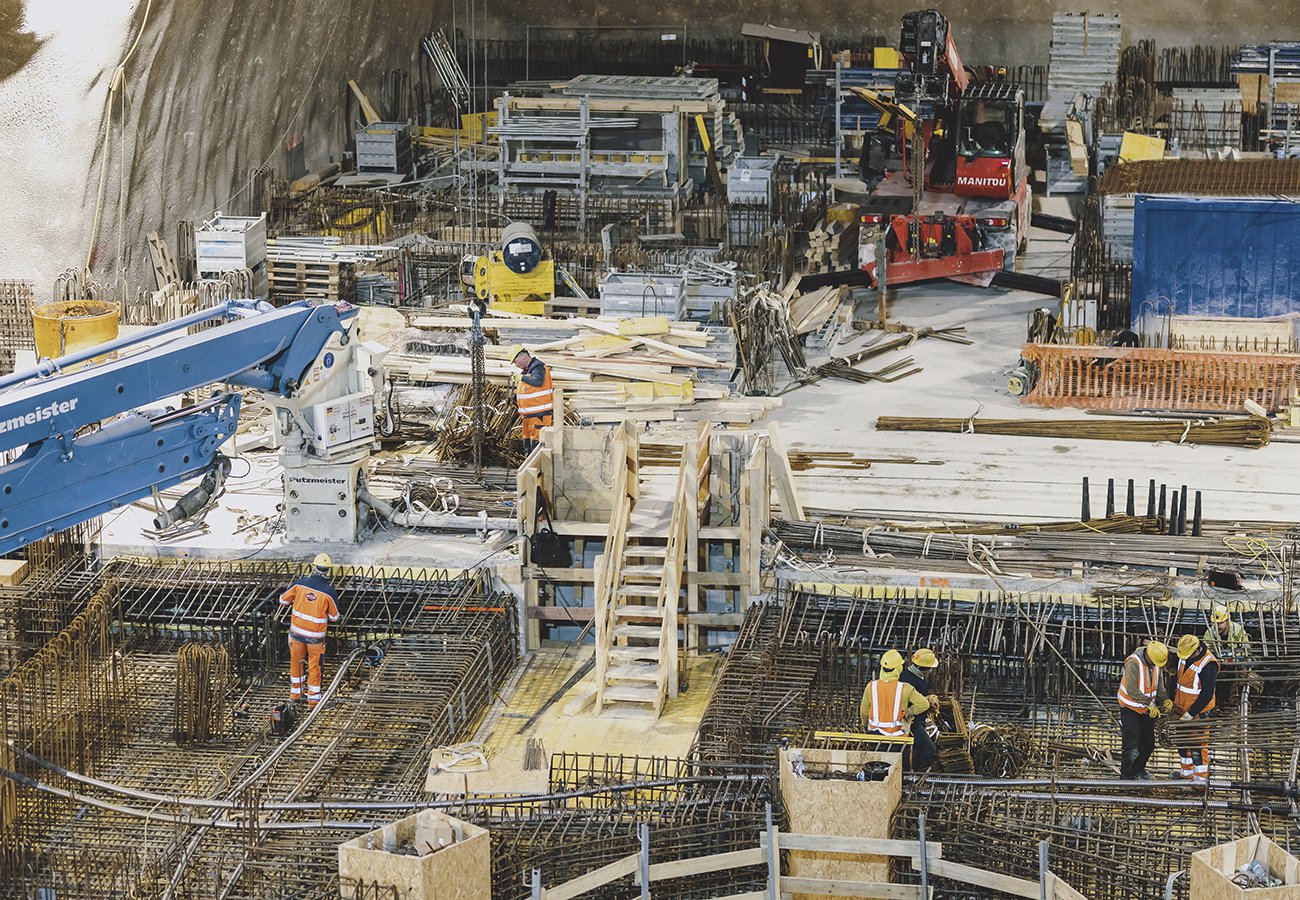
[289,638,326,705]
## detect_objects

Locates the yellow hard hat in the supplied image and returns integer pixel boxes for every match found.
[881,649,904,672]
[911,648,939,668]
[313,553,333,569]
[1212,605,1230,623]
[506,344,527,361]
[1177,634,1201,660]
[1145,641,1169,667]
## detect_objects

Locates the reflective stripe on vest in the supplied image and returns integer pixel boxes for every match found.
[1175,650,1217,713]
[516,364,554,417]
[286,586,338,644]
[1117,650,1156,711]
[868,679,906,735]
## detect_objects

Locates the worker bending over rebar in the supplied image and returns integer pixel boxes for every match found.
[279,553,341,707]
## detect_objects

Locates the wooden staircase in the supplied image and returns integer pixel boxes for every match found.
[593,423,706,716]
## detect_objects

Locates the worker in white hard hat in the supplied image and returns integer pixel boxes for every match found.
[1116,640,1171,780]
[1203,605,1250,709]
[861,649,931,769]
[278,553,341,706]
[509,344,553,455]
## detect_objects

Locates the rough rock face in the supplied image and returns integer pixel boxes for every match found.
[4,0,443,293]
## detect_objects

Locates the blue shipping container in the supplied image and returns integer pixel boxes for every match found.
[1130,195,1300,323]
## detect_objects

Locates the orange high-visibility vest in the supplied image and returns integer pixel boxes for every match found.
[516,363,554,418]
[279,581,340,644]
[1117,650,1158,711]
[1175,650,1218,714]
[868,679,906,735]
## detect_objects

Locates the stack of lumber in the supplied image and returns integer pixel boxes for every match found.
[390,313,776,425]
[786,285,848,337]
[875,414,1273,448]
[802,217,859,273]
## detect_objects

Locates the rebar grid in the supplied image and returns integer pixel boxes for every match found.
[3,562,518,900]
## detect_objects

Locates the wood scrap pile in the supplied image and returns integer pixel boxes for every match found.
[802,213,859,273]
[388,313,780,425]
[875,414,1273,448]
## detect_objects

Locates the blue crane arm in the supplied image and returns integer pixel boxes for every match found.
[0,299,359,554]
[0,299,355,455]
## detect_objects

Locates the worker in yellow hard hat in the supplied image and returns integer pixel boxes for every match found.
[278,553,341,707]
[860,649,931,768]
[1173,634,1218,786]
[1203,605,1250,709]
[1116,640,1171,780]
[899,648,940,770]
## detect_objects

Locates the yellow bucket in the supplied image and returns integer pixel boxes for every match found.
[32,300,120,360]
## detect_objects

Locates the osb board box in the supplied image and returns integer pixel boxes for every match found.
[779,747,903,898]
[338,810,490,900]
[1191,835,1300,899]
[0,559,28,586]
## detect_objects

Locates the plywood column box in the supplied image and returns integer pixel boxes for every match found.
[338,810,490,900]
[1191,835,1300,899]
[778,746,903,900]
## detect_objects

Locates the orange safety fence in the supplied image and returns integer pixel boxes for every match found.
[1020,343,1300,412]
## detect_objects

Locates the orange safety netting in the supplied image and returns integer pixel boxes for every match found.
[1019,343,1300,411]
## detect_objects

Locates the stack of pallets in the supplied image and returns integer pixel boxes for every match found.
[267,257,357,305]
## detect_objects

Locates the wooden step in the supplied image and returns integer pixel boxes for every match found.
[610,645,662,663]
[621,565,665,580]
[613,624,663,641]
[602,684,660,704]
[606,663,661,682]
[617,584,661,599]
[615,604,664,619]
[623,546,667,559]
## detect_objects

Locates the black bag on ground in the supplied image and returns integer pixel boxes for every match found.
[528,492,571,568]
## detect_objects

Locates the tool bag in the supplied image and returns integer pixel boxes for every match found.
[528,490,571,568]
[269,701,297,737]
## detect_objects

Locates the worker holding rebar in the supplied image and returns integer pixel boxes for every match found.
[279,553,341,707]
[900,648,940,770]
[1203,605,1250,710]
[1116,640,1170,780]
[861,649,930,768]
[1173,634,1218,786]
[510,345,554,454]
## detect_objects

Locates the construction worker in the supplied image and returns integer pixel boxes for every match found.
[510,345,553,454]
[1204,605,1250,710]
[279,553,341,707]
[900,648,941,770]
[860,649,930,769]
[1173,634,1218,786]
[1116,640,1171,780]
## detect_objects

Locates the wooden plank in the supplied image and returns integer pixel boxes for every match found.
[1047,873,1089,900]
[766,422,806,522]
[0,558,30,586]
[776,834,941,859]
[576,318,716,366]
[642,847,766,883]
[778,877,924,899]
[348,79,382,125]
[546,852,640,900]
[909,858,1040,899]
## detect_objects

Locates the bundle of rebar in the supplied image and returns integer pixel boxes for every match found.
[876,413,1273,447]
[172,643,231,744]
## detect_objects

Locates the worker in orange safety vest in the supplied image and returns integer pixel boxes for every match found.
[279,553,341,707]
[860,649,931,769]
[1117,640,1171,780]
[1173,634,1218,786]
[510,345,554,454]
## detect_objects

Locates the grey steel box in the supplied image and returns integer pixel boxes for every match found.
[356,122,413,174]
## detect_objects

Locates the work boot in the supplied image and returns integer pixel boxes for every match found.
[1134,771,1155,781]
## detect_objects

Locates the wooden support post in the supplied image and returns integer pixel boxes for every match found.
[766,421,805,522]
[766,803,781,900]
[639,823,651,900]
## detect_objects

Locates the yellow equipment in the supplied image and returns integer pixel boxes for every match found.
[313,553,333,569]
[469,222,556,315]
[1177,634,1201,659]
[1146,640,1169,667]
[1212,605,1230,623]
[911,648,938,668]
[881,649,905,672]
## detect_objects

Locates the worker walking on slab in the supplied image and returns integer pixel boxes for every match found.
[1117,640,1171,780]
[279,553,341,707]
[1203,605,1249,710]
[900,648,941,770]
[1173,634,1218,786]
[510,346,553,454]
[861,649,930,768]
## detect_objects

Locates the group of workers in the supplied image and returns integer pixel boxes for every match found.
[858,607,1250,783]
[1118,606,1250,785]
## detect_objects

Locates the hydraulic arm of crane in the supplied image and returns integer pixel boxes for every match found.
[0,300,356,554]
